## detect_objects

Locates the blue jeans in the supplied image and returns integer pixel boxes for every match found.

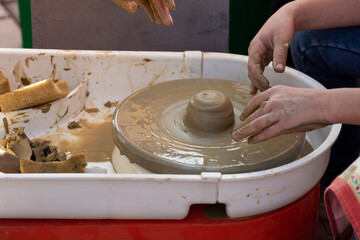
[290,26,360,186]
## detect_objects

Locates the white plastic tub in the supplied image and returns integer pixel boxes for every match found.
[0,49,340,219]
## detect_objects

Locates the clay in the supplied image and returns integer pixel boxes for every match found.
[104,101,119,108]
[0,125,80,173]
[33,103,52,113]
[20,153,87,173]
[0,148,21,173]
[114,78,305,173]
[21,77,31,86]
[184,90,234,133]
[0,70,11,95]
[67,121,82,129]
[37,120,114,163]
[84,108,100,113]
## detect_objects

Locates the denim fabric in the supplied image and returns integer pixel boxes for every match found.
[290,26,360,186]
[291,26,360,89]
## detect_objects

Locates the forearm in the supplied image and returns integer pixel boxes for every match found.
[325,88,360,125]
[281,0,360,32]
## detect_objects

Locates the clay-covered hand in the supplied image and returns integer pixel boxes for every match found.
[247,4,295,95]
[232,86,331,143]
[113,0,175,26]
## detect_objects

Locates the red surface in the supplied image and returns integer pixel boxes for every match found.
[0,183,320,240]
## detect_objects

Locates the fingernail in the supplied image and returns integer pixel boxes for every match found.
[169,15,174,26]
[232,133,244,141]
[273,63,284,73]
[232,134,240,141]
[232,125,247,140]
[283,42,290,51]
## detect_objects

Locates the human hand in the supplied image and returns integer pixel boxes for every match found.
[113,0,175,26]
[232,86,331,143]
[247,4,296,95]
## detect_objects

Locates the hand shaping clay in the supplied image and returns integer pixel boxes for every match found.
[113,78,305,174]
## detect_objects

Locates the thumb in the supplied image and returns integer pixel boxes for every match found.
[272,42,289,73]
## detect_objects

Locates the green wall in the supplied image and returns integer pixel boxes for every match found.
[229,1,270,55]
[19,0,32,48]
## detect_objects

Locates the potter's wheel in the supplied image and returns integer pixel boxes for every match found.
[112,78,305,174]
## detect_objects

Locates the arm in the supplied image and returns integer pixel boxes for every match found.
[293,0,360,31]
[232,86,360,142]
[248,0,360,94]
[325,88,360,125]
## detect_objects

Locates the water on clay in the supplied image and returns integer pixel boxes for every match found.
[36,119,114,163]
[113,78,306,173]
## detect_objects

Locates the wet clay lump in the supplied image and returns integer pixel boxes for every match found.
[184,90,234,133]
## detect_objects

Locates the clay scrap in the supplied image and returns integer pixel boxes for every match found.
[0,70,11,95]
[0,71,69,112]
[0,125,87,173]
[20,153,87,173]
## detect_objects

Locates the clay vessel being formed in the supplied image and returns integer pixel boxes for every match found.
[184,90,235,133]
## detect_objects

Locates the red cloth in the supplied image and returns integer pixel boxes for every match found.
[325,157,360,239]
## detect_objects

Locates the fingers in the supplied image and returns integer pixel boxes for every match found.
[115,0,174,25]
[113,0,139,13]
[272,42,289,73]
[247,121,283,143]
[250,82,257,95]
[162,0,176,10]
[248,120,329,143]
[150,0,173,25]
[232,100,272,140]
[150,0,173,26]
[248,51,270,94]
[149,1,164,25]
[233,86,331,143]
[139,0,155,22]
[140,0,174,26]
[261,56,270,69]
[232,112,279,141]
[235,105,266,131]
[254,71,270,92]
[240,92,270,121]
